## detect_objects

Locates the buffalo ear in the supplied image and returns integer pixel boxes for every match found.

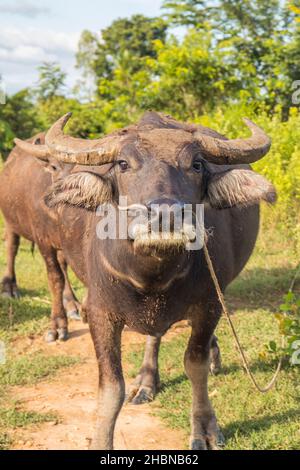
[44,172,113,211]
[206,169,277,209]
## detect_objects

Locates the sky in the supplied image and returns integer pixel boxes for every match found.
[0,0,163,94]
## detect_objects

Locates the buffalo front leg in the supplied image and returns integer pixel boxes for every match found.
[89,307,125,450]
[1,226,20,298]
[57,250,81,321]
[185,306,224,450]
[127,335,161,404]
[40,246,68,342]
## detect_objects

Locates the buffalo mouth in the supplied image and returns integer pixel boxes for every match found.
[131,224,196,255]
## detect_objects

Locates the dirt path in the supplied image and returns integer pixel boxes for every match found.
[10,321,188,450]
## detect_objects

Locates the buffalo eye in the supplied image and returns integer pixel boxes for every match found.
[118,160,129,172]
[192,159,203,173]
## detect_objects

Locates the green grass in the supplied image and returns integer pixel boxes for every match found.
[0,354,80,386]
[0,405,57,429]
[0,432,11,450]
[127,224,300,450]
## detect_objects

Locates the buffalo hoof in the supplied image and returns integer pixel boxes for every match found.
[127,385,155,405]
[1,285,20,299]
[210,346,222,376]
[1,291,14,299]
[190,439,208,450]
[45,330,58,343]
[57,328,69,341]
[45,328,69,342]
[67,309,81,321]
[210,361,222,376]
[190,429,225,450]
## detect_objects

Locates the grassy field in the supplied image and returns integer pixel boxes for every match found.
[0,207,299,450]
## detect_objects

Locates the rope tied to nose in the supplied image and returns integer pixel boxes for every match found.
[203,239,283,393]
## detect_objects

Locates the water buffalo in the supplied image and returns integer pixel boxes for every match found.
[16,111,275,450]
[0,134,81,340]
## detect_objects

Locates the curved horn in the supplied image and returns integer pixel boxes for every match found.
[45,113,119,165]
[194,118,271,164]
[14,138,50,161]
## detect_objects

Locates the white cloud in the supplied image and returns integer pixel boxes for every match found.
[0,27,80,57]
[0,0,50,18]
[0,26,81,93]
[0,45,56,64]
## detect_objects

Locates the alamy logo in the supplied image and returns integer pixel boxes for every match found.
[292,80,300,105]
[96,197,205,251]
[291,340,300,365]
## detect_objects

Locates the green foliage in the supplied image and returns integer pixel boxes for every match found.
[163,1,300,112]
[0,89,39,158]
[162,0,214,27]
[0,119,14,159]
[137,30,241,116]
[76,15,167,86]
[34,62,66,101]
[265,291,300,365]
[36,96,105,138]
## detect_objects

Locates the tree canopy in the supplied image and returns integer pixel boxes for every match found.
[2,1,300,150]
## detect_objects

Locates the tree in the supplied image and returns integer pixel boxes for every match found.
[138,30,241,117]
[36,95,106,139]
[0,89,39,158]
[34,62,67,101]
[162,0,215,28]
[76,15,167,87]
[162,0,300,113]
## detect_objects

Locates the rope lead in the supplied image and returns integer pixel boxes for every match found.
[203,241,282,393]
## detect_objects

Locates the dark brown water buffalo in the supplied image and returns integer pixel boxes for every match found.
[17,111,275,450]
[0,134,81,340]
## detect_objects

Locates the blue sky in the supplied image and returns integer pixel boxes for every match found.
[0,0,163,94]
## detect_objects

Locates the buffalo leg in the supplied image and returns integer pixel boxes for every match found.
[185,305,224,450]
[89,306,125,450]
[128,330,222,405]
[80,294,88,323]
[127,335,161,404]
[57,250,81,321]
[1,226,20,298]
[40,246,68,342]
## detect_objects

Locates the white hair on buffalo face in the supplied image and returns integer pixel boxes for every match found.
[207,169,277,209]
[44,172,113,210]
